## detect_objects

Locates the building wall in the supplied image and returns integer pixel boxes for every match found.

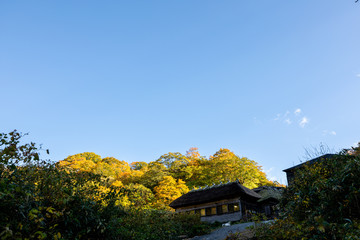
[286,171,294,186]
[201,211,241,223]
[176,198,242,223]
[176,198,240,212]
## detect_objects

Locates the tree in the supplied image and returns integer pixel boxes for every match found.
[117,183,155,209]
[156,152,189,168]
[58,153,131,181]
[0,130,42,168]
[139,162,168,190]
[154,176,189,210]
[58,152,100,172]
[186,147,201,160]
[131,161,148,171]
[0,131,126,239]
[351,142,360,156]
[187,148,272,189]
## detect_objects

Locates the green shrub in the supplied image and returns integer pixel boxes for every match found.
[0,130,125,239]
[253,154,360,239]
[115,210,210,240]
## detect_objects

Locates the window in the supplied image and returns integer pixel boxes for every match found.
[211,207,216,215]
[205,207,216,216]
[222,204,228,213]
[228,203,240,213]
[200,208,206,217]
[234,204,240,212]
[195,209,201,215]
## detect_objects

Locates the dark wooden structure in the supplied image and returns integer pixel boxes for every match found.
[252,186,283,218]
[283,154,336,185]
[169,180,266,223]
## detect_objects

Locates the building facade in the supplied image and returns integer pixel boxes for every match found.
[283,154,336,185]
[169,180,263,223]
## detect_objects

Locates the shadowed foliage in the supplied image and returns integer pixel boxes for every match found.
[252,152,360,239]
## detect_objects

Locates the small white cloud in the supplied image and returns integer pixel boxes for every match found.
[356,74,360,78]
[274,111,290,121]
[284,118,292,125]
[294,108,301,115]
[323,130,337,136]
[269,176,278,182]
[274,114,281,121]
[264,167,274,174]
[299,117,309,128]
[263,168,278,182]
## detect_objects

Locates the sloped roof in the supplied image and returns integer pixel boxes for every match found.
[252,186,284,203]
[283,154,336,173]
[169,180,262,209]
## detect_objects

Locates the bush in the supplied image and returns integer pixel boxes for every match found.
[253,153,360,239]
[115,210,210,240]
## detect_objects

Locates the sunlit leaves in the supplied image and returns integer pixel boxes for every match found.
[186,148,275,189]
[57,148,280,210]
[0,130,43,168]
[154,176,189,210]
[58,153,131,180]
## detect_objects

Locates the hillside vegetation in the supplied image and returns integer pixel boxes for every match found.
[58,147,280,211]
[0,130,279,239]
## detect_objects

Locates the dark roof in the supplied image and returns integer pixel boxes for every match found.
[283,154,336,173]
[169,181,262,209]
[252,186,284,204]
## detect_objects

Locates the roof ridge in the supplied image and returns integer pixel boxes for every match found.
[189,180,240,193]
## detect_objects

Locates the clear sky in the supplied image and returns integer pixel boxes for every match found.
[1,1,359,185]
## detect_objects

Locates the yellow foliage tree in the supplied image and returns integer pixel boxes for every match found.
[154,176,189,210]
[186,148,276,189]
[58,153,98,172]
[186,147,201,160]
[58,153,131,182]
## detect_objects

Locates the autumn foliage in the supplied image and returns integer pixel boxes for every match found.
[57,147,280,210]
[0,130,279,239]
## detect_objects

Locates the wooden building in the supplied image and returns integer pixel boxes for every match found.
[283,154,336,185]
[169,180,264,223]
[252,186,283,218]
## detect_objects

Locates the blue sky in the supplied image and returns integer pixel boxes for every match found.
[1,1,359,185]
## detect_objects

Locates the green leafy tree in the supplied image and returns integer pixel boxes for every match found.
[186,148,273,189]
[139,162,168,190]
[156,152,193,181]
[253,153,360,239]
[0,131,125,239]
[118,183,155,209]
[352,142,360,156]
[0,130,42,168]
[131,161,148,171]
